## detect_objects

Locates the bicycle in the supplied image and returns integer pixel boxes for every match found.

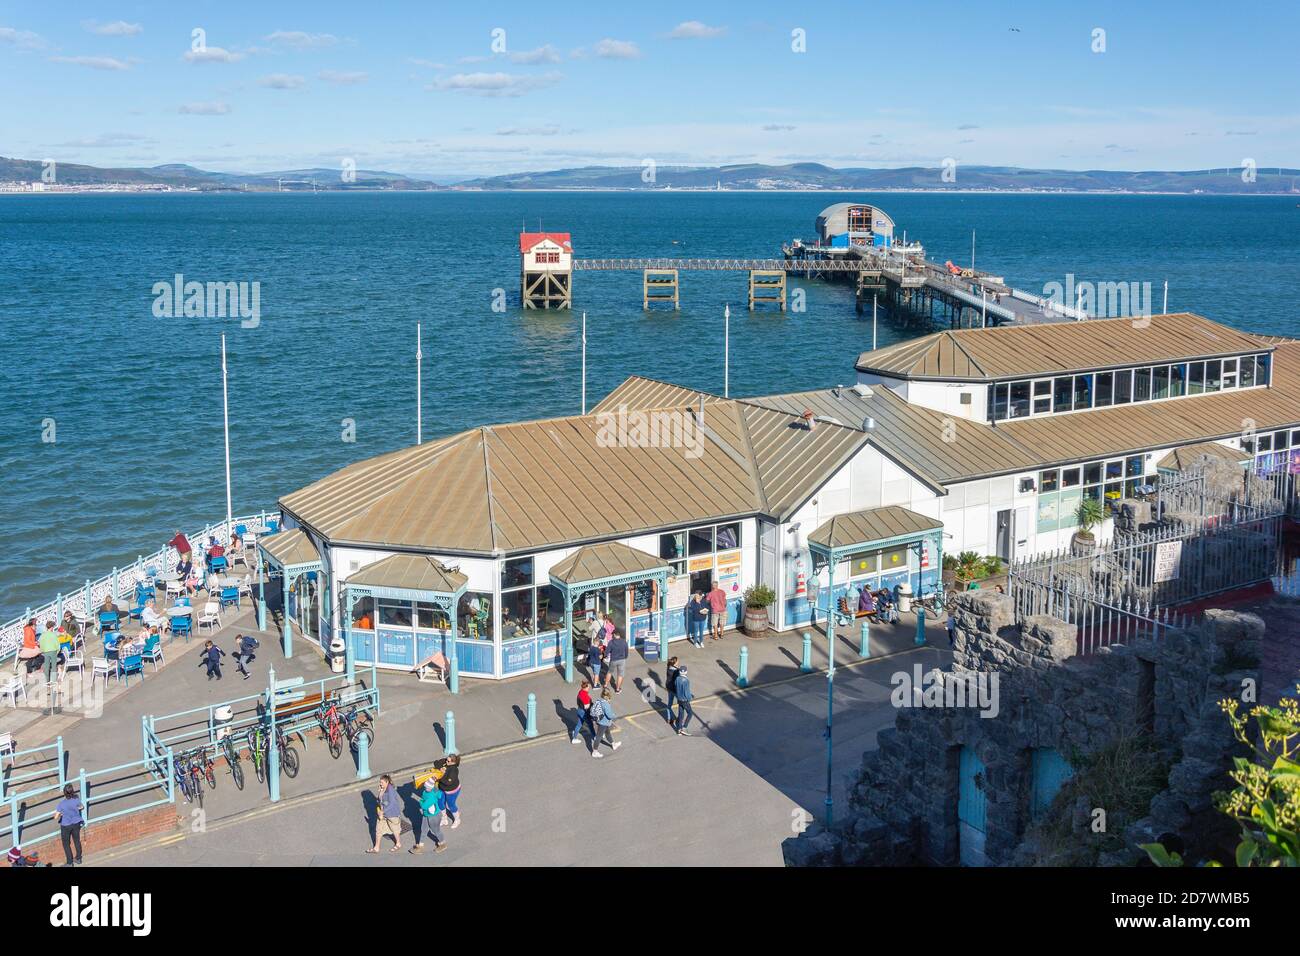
[246,724,269,784]
[274,726,300,779]
[178,750,205,809]
[916,588,958,616]
[317,697,344,760]
[340,704,375,754]
[221,733,244,791]
[171,751,195,804]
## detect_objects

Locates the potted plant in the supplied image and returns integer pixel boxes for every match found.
[949,552,1009,591]
[742,583,776,635]
[1072,497,1106,554]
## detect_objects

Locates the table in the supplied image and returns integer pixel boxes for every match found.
[166,607,194,619]
[218,575,244,588]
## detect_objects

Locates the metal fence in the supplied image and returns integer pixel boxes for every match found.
[0,510,278,665]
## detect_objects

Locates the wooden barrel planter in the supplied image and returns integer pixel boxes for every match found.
[743,604,770,635]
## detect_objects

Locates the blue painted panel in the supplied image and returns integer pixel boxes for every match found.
[830,233,849,247]
[415,629,448,663]
[377,628,415,667]
[537,630,561,664]
[726,596,743,627]
[1030,748,1074,818]
[455,640,494,675]
[785,598,813,627]
[958,747,987,831]
[350,629,376,664]
[502,636,536,675]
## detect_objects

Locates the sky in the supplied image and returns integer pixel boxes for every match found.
[2,1,1296,180]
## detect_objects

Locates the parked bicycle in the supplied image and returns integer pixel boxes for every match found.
[317,697,344,760]
[246,724,269,784]
[274,725,300,778]
[340,703,375,754]
[221,733,244,791]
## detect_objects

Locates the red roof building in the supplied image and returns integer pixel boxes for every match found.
[519,232,573,254]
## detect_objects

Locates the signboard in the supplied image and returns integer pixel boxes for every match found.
[716,550,742,595]
[502,638,534,674]
[688,555,715,574]
[1153,540,1183,583]
[643,631,660,660]
[631,580,654,613]
[667,574,689,609]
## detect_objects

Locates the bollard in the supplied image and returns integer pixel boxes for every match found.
[915,606,927,646]
[800,632,813,673]
[444,710,457,755]
[524,693,538,738]
[860,619,870,658]
[563,636,574,684]
[355,731,371,779]
[737,645,749,688]
[449,649,460,695]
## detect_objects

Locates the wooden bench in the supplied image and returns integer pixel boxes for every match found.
[261,689,327,723]
[837,597,878,621]
[414,651,449,685]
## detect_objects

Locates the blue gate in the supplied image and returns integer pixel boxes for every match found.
[1030,747,1074,818]
[957,747,987,866]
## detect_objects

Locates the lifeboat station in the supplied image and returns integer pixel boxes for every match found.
[262,313,1300,681]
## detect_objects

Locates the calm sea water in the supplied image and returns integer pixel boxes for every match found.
[1,191,1297,620]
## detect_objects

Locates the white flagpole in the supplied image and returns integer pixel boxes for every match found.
[221,334,233,539]
[581,312,587,414]
[416,323,423,444]
[1162,280,1168,314]
[724,304,730,398]
[872,294,878,350]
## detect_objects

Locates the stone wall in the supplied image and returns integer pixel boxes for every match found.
[784,593,1261,867]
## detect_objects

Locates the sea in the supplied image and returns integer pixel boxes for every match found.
[1,191,1298,620]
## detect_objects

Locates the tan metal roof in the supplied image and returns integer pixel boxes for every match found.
[257,528,320,568]
[590,376,717,415]
[549,542,669,585]
[1156,442,1250,472]
[808,505,943,552]
[347,554,468,594]
[855,313,1272,382]
[280,397,868,554]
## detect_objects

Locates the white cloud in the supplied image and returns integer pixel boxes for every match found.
[50,55,131,71]
[432,71,562,98]
[265,30,338,49]
[0,26,45,49]
[49,132,154,148]
[259,73,306,89]
[320,69,368,85]
[497,125,567,136]
[668,21,726,39]
[184,46,245,63]
[408,58,448,69]
[179,102,232,115]
[82,20,142,37]
[762,124,796,131]
[509,45,561,64]
[593,38,640,59]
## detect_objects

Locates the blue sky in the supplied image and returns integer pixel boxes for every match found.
[2,1,1295,179]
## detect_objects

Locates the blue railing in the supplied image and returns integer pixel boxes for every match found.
[0,736,65,800]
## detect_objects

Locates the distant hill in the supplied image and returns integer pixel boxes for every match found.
[0,157,443,191]
[456,162,1300,194]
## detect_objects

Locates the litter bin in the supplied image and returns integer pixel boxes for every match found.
[895,582,913,614]
[329,637,347,674]
[212,704,234,741]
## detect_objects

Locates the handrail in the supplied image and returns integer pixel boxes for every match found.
[0,511,277,664]
[0,736,65,799]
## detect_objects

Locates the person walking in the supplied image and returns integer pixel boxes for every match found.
[53,784,84,866]
[664,656,680,725]
[432,753,462,829]
[674,664,702,737]
[38,621,61,688]
[707,579,728,641]
[410,779,447,853]
[571,679,594,744]
[590,687,621,758]
[606,627,629,695]
[586,626,606,688]
[686,592,708,647]
[199,640,225,681]
[232,634,258,679]
[367,774,404,853]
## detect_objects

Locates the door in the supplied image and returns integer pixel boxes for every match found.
[957,746,987,866]
[1030,748,1074,819]
[995,509,1014,563]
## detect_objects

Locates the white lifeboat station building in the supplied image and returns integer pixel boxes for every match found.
[262,314,1300,681]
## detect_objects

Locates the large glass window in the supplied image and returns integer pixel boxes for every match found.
[1009,381,1031,419]
[1073,374,1093,410]
[1061,467,1081,488]
[350,596,375,630]
[1204,359,1222,392]
[1153,365,1170,399]
[1257,353,1272,386]
[1039,469,1059,493]
[1083,462,1102,485]
[1032,380,1052,415]
[458,591,493,641]
[715,522,741,550]
[1221,357,1238,389]
[1095,371,1114,407]
[1053,377,1073,414]
[1133,367,1152,402]
[502,556,533,590]
[501,587,534,638]
[378,600,413,628]
[1169,363,1187,397]
[1114,369,1132,404]
[688,527,714,556]
[991,382,1009,421]
[1189,362,1204,394]
[416,602,450,630]
[1240,356,1256,388]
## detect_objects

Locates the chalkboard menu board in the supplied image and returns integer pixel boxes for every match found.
[631,580,654,612]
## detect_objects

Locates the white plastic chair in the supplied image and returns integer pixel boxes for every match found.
[166,579,184,600]
[0,732,15,764]
[62,647,85,678]
[199,601,221,633]
[91,658,113,689]
[142,639,164,672]
[1,676,27,708]
[237,574,253,601]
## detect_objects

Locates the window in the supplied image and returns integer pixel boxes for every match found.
[847,551,879,577]
[991,382,1009,421]
[416,602,450,630]
[1240,356,1256,388]
[1061,467,1081,488]
[1275,430,1290,450]
[659,531,685,561]
[1105,459,1124,482]
[351,596,375,629]
[501,587,534,638]
[1009,381,1031,419]
[1113,369,1132,404]
[1126,455,1145,478]
[1221,357,1238,389]
[1188,362,1204,394]
[1084,462,1102,485]
[1053,377,1073,413]
[1095,371,1114,407]
[1257,353,1272,386]
[1133,367,1152,402]
[1152,365,1170,399]
[502,556,533,590]
[1169,363,1187,397]
[1032,380,1052,415]
[716,522,741,550]
[1073,374,1093,411]
[1204,359,1222,392]
[458,591,493,641]
[378,600,413,628]
[688,526,714,556]
[1039,469,1059,493]
[1258,434,1272,452]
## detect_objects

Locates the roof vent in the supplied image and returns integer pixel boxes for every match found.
[851,383,873,398]
[862,416,876,430]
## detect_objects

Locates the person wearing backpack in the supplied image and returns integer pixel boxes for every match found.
[590,687,621,758]
[664,656,680,725]
[233,634,259,679]
[674,664,701,736]
[586,628,606,689]
[571,679,594,744]
[410,779,447,854]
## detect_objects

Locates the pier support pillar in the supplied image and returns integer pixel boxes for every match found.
[748,269,786,311]
[643,269,679,309]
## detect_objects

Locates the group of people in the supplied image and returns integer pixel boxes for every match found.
[197,634,259,681]
[368,754,463,855]
[582,611,630,695]
[685,580,730,647]
[849,583,901,624]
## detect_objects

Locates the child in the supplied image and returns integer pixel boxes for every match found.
[199,640,225,681]
[232,634,258,680]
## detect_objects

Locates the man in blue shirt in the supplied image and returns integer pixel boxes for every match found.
[606,630,629,695]
[54,784,84,866]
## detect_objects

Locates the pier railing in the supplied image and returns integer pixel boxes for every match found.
[0,511,277,666]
